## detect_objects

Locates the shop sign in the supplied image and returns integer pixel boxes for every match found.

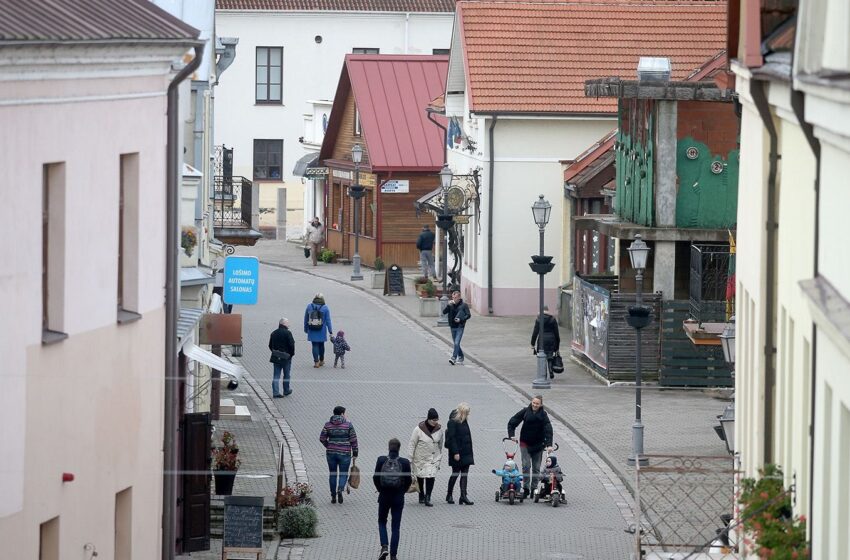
[381,179,409,193]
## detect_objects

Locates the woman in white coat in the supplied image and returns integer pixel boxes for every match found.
[408,408,444,506]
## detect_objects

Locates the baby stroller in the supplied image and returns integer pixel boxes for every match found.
[494,438,525,505]
[533,443,567,507]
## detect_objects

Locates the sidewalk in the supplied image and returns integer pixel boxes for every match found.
[236,239,733,493]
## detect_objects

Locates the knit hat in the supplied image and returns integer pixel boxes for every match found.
[336,330,345,337]
[427,408,439,420]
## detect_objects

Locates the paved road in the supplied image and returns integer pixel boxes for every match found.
[237,264,633,559]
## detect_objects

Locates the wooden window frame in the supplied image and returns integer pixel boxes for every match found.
[253,139,283,181]
[255,46,283,105]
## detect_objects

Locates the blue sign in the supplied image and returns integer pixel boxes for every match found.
[223,256,259,305]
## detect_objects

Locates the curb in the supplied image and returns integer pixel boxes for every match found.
[258,259,638,503]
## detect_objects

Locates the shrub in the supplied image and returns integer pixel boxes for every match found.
[373,256,385,271]
[319,248,336,263]
[278,505,318,538]
[277,482,313,508]
[413,275,429,285]
[422,279,437,297]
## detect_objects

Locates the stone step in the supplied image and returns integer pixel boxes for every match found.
[219,398,236,415]
[220,405,251,421]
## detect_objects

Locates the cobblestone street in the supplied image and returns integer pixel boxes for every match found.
[236,264,633,559]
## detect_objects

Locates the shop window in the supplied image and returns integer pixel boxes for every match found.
[253,139,282,180]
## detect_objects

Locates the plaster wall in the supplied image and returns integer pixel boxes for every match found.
[214,11,453,234]
[0,64,171,555]
[448,115,614,315]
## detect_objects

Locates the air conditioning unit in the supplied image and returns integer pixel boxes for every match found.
[637,57,671,82]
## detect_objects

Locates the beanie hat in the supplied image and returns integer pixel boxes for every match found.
[427,408,439,420]
[337,330,345,337]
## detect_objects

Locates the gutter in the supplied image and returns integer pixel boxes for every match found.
[163,44,203,560]
[426,109,448,165]
[487,115,498,314]
[749,78,778,465]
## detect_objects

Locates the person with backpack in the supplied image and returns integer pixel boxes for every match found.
[442,290,471,365]
[373,438,412,560]
[303,292,332,368]
[507,395,554,498]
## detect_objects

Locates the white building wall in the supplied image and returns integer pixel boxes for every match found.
[214,10,453,237]
[0,50,178,558]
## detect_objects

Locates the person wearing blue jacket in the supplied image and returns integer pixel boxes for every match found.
[492,459,524,495]
[304,292,333,367]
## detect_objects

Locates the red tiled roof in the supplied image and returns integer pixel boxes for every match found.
[458,0,728,113]
[322,55,449,171]
[0,0,199,43]
[216,0,455,11]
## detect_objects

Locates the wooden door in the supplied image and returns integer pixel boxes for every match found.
[181,413,211,552]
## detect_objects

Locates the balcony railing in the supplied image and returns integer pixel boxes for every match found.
[212,175,252,229]
[689,244,732,324]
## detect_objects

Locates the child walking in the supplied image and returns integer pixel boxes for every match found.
[330,330,351,368]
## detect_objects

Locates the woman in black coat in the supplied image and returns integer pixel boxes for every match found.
[445,402,474,505]
[531,305,561,378]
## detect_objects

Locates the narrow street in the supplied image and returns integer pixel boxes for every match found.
[236,264,632,559]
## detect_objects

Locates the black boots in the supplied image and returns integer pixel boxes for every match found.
[459,495,474,505]
[446,493,455,504]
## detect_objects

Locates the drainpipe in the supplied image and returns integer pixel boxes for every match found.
[487,115,498,314]
[790,77,821,535]
[427,110,448,165]
[163,44,203,560]
[749,78,778,465]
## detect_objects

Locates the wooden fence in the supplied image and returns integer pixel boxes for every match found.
[660,300,732,387]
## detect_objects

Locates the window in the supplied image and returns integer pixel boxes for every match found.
[253,139,283,180]
[256,47,283,103]
[118,154,141,322]
[115,488,132,560]
[42,163,66,344]
[364,189,374,237]
[39,517,59,560]
[354,106,361,136]
[432,48,450,55]
[352,48,379,54]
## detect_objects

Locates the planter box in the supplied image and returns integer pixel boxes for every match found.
[419,297,440,317]
[371,271,386,289]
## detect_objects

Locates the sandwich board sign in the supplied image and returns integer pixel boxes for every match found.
[222,496,263,559]
[223,256,259,305]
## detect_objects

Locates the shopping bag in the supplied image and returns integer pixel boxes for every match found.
[303,246,311,259]
[347,458,360,490]
[552,352,565,374]
[406,477,418,494]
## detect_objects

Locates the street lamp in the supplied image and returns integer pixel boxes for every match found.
[436,164,454,327]
[716,316,736,454]
[529,195,554,390]
[719,316,736,366]
[626,234,651,467]
[350,144,364,281]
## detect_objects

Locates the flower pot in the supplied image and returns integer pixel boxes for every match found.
[214,470,237,495]
[419,297,440,317]
[371,271,386,289]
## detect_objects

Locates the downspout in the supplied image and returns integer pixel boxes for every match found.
[163,44,203,560]
[427,110,448,165]
[749,78,778,465]
[790,76,821,535]
[487,115,498,314]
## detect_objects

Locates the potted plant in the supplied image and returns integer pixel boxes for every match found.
[212,430,241,496]
[371,256,386,289]
[181,226,198,258]
[319,248,337,263]
[277,483,318,538]
[418,280,440,317]
[413,275,429,294]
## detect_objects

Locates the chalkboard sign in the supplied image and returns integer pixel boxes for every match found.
[223,496,263,556]
[383,264,405,296]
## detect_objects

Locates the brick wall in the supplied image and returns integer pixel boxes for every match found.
[677,101,739,156]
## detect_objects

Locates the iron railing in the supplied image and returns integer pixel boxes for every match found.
[212,175,252,229]
[689,244,732,324]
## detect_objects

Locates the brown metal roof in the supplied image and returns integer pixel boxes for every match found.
[216,0,455,12]
[0,0,200,44]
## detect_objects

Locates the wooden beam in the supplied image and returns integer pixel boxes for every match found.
[585,79,734,102]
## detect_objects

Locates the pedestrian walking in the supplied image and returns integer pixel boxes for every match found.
[507,395,553,498]
[319,405,359,504]
[268,318,295,398]
[416,224,436,279]
[445,402,475,505]
[330,330,351,368]
[304,216,324,266]
[442,290,471,365]
[408,408,444,507]
[373,438,412,560]
[530,305,561,379]
[304,292,332,367]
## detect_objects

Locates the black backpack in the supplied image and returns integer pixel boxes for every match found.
[307,304,324,331]
[380,456,403,489]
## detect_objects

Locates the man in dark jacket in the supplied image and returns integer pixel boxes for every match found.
[442,291,471,365]
[507,395,553,497]
[416,225,436,279]
[531,305,561,379]
[269,318,296,398]
[373,438,412,560]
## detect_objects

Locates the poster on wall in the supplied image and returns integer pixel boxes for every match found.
[571,277,610,369]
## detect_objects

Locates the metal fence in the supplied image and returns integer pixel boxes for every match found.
[212,175,252,229]
[689,244,732,324]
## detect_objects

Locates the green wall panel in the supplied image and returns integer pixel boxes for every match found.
[675,137,738,229]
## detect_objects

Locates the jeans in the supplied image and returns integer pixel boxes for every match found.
[326,453,351,494]
[419,250,436,278]
[520,445,543,493]
[311,341,325,362]
[450,326,465,360]
[272,360,291,396]
[378,493,405,555]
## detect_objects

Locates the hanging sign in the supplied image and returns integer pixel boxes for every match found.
[223,256,259,305]
[381,180,409,193]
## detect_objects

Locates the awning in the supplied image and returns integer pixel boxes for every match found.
[183,343,244,383]
[292,152,319,177]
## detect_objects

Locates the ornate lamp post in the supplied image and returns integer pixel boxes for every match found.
[436,164,454,327]
[529,195,554,390]
[350,144,364,281]
[626,234,651,467]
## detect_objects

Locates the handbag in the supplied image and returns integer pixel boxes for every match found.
[406,477,418,494]
[271,350,291,362]
[304,246,311,259]
[552,352,564,374]
[347,458,360,491]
